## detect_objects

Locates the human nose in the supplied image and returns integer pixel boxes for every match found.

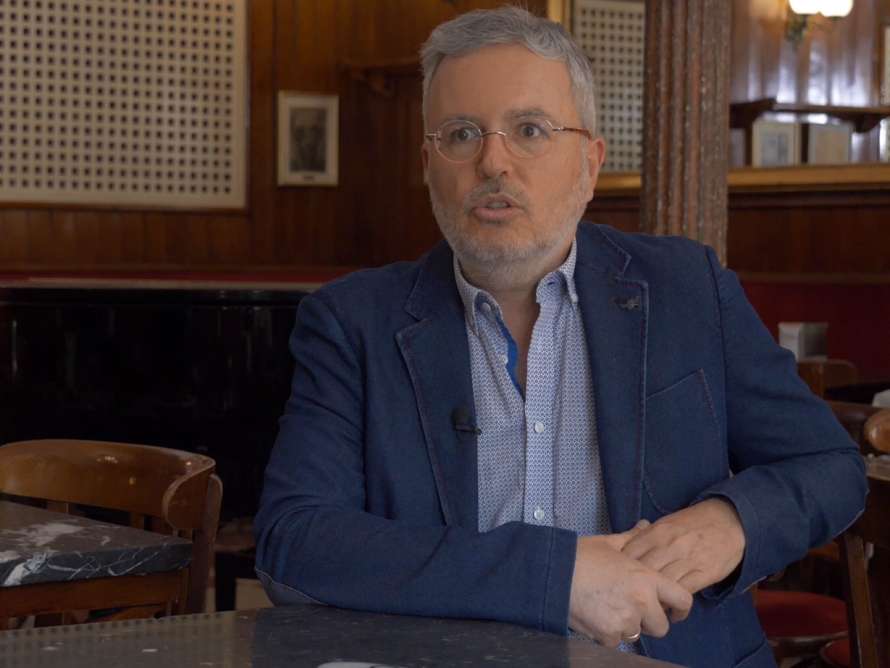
[475,130,512,179]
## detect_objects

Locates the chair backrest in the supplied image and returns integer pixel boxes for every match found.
[798,359,858,398]
[0,439,222,614]
[840,409,890,668]
[864,409,890,454]
[828,401,882,452]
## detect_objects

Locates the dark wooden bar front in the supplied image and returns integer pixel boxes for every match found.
[0,278,319,523]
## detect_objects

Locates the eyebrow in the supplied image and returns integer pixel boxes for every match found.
[505,107,553,121]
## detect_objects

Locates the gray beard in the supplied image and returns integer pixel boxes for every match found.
[428,150,591,287]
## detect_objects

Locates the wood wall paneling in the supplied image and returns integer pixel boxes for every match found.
[1,1,888,376]
[248,0,279,268]
[1,0,888,287]
[0,0,546,274]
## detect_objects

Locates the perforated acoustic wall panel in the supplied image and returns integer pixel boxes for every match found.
[572,0,644,173]
[0,0,247,209]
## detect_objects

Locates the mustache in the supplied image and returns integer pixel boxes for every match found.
[463,179,528,212]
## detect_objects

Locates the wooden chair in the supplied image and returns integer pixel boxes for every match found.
[864,409,890,452]
[831,401,883,454]
[798,359,859,398]
[823,409,890,668]
[0,439,222,625]
[755,401,880,663]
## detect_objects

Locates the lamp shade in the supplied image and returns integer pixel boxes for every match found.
[789,0,821,13]
[820,0,853,17]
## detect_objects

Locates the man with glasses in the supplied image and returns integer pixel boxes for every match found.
[256,7,865,667]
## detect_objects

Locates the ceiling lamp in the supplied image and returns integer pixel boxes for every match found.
[820,0,853,17]
[786,0,853,45]
[789,0,821,13]
[788,0,853,17]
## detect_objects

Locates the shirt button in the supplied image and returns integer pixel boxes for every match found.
[533,421,545,434]
[480,302,492,313]
[533,507,545,522]
[500,354,508,365]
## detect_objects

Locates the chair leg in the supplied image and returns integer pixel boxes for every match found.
[174,568,191,614]
[214,552,239,612]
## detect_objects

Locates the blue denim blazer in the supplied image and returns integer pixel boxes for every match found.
[255,222,866,668]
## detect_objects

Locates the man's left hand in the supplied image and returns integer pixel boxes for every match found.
[620,498,746,594]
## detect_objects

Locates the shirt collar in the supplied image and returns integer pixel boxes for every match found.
[452,238,580,335]
[453,255,495,335]
[550,238,579,306]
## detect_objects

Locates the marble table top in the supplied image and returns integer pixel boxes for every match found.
[867,455,890,482]
[0,605,680,668]
[0,501,191,587]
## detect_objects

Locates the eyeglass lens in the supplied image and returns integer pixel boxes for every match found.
[435,119,555,161]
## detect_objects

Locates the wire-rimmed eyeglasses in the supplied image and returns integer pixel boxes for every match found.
[424,118,591,163]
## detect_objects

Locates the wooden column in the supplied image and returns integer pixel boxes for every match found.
[641,0,731,264]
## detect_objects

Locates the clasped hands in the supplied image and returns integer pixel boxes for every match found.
[568,498,745,648]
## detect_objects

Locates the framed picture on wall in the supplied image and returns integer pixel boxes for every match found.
[883,26,890,104]
[277,92,339,186]
[751,120,800,167]
[803,123,852,165]
[557,0,646,173]
[880,25,890,161]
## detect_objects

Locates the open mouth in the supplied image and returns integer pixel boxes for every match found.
[471,194,519,211]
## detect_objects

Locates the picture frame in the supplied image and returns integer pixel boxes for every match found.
[750,120,800,167]
[802,123,852,165]
[277,92,339,186]
[0,0,249,210]
[552,0,646,173]
[880,25,890,162]
[546,0,573,29]
[882,25,890,105]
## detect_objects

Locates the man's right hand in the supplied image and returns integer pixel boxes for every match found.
[568,525,694,648]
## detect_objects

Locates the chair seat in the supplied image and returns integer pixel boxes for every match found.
[820,638,850,667]
[755,589,847,638]
[0,439,222,625]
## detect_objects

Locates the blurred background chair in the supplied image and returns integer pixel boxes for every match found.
[0,439,222,625]
[821,408,890,668]
[864,410,890,452]
[754,400,880,665]
[829,402,883,452]
[798,359,859,399]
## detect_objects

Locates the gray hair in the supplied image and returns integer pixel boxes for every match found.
[420,6,597,135]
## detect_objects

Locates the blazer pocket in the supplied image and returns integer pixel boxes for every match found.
[644,369,727,514]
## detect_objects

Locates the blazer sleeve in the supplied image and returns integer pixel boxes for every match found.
[253,291,578,633]
[697,247,868,598]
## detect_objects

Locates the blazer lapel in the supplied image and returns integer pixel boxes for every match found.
[396,243,479,529]
[575,225,649,533]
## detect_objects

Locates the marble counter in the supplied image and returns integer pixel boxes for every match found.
[0,605,680,668]
[867,455,890,482]
[0,501,191,587]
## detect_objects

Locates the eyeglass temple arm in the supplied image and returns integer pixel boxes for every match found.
[555,126,592,139]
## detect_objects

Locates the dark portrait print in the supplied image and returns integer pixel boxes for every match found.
[289,108,327,172]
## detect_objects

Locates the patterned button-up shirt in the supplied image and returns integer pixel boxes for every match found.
[454,240,639,651]
[453,240,611,537]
